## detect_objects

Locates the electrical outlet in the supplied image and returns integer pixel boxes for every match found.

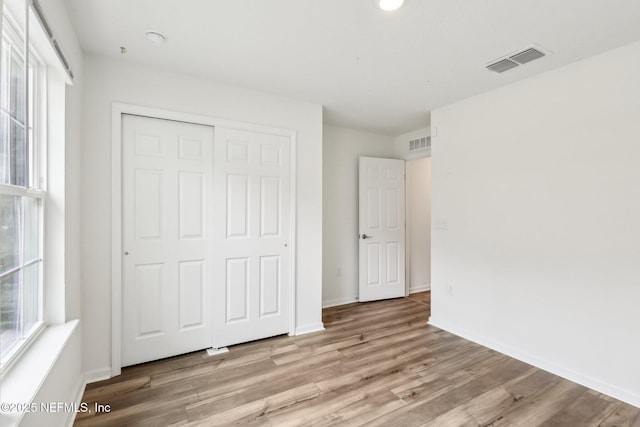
[447,284,454,296]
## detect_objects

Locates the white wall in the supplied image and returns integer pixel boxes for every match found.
[430,40,640,407]
[406,157,431,293]
[322,125,396,307]
[80,56,323,374]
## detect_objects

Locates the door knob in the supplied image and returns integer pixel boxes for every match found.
[361,234,372,239]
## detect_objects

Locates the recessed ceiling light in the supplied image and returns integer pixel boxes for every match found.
[379,0,405,11]
[144,30,167,45]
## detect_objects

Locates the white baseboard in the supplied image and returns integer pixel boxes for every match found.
[65,367,113,426]
[294,323,325,336]
[409,284,431,294]
[428,316,640,408]
[322,296,358,308]
[83,367,112,384]
[65,377,87,427]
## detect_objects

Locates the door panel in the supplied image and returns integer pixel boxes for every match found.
[178,172,204,239]
[136,263,163,335]
[227,174,249,238]
[260,177,281,237]
[135,170,162,240]
[226,257,250,323]
[260,255,281,316]
[359,157,406,302]
[178,260,205,329]
[122,115,214,366]
[213,127,290,348]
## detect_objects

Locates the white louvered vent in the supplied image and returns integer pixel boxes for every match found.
[409,136,431,152]
[486,45,550,73]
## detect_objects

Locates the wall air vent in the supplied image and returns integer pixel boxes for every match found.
[486,45,550,73]
[409,136,431,152]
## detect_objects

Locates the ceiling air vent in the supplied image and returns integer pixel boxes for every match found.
[487,58,519,73]
[409,136,431,152]
[510,47,545,65]
[486,45,550,73]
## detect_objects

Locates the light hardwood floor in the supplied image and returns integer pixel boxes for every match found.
[76,292,640,426]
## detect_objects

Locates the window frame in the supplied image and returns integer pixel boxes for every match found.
[0,5,47,375]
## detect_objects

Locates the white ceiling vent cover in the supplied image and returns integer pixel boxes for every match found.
[486,45,550,73]
[409,136,431,152]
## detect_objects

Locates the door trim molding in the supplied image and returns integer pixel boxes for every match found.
[111,102,297,377]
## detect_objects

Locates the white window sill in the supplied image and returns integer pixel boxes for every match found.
[0,320,79,427]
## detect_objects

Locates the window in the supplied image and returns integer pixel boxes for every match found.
[0,9,45,368]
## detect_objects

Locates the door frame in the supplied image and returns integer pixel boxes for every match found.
[111,103,297,376]
[404,156,432,296]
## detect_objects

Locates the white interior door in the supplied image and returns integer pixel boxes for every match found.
[358,157,406,302]
[122,115,214,366]
[212,127,291,348]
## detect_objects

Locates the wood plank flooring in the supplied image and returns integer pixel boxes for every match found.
[76,292,640,426]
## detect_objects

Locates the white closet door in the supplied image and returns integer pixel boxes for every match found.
[122,115,214,366]
[358,157,406,302]
[212,127,291,348]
